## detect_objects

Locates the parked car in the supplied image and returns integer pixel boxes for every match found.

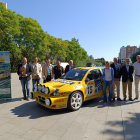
[30,66,108,111]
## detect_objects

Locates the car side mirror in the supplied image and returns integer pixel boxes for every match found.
[85,78,90,83]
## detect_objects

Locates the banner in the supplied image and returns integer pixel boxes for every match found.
[0,51,11,99]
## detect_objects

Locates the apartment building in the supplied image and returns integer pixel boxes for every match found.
[118,45,137,63]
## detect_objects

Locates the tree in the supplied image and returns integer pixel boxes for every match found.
[45,34,68,62]
[95,62,103,66]
[0,3,22,71]
[17,17,46,63]
[89,55,95,63]
[131,51,140,63]
[0,4,90,71]
[65,38,88,65]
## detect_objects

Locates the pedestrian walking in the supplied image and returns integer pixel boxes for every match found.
[111,57,122,101]
[31,57,42,92]
[121,58,134,101]
[42,59,53,83]
[54,61,64,79]
[17,57,32,101]
[133,55,140,100]
[98,61,114,103]
[65,60,76,73]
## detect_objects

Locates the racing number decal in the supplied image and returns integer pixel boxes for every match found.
[87,86,93,94]
[86,85,94,97]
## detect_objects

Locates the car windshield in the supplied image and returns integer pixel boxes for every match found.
[60,69,88,81]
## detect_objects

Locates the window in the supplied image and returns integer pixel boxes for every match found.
[61,69,88,81]
[87,69,102,80]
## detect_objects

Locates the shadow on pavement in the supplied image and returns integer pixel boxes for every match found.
[10,100,71,119]
[10,97,101,120]
[101,112,140,140]
[0,97,23,104]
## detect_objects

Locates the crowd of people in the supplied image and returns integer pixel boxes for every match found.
[99,55,140,103]
[17,55,140,103]
[17,57,75,101]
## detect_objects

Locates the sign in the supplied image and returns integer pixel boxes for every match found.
[0,51,11,99]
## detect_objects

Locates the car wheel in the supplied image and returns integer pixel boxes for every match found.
[68,91,83,111]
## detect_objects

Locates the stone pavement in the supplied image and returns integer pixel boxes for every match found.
[0,73,140,140]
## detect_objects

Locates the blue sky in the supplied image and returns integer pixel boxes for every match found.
[3,0,140,61]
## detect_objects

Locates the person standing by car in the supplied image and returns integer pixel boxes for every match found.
[133,55,140,100]
[98,61,114,103]
[54,61,64,79]
[17,57,32,101]
[65,60,76,73]
[121,58,134,101]
[31,57,42,92]
[42,59,53,83]
[111,57,122,101]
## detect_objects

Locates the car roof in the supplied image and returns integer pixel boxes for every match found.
[75,66,105,70]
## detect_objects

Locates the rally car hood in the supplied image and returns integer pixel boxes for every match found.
[41,79,82,94]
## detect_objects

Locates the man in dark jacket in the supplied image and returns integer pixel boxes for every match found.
[121,58,134,101]
[54,61,64,79]
[17,57,32,101]
[111,57,122,101]
[65,60,76,73]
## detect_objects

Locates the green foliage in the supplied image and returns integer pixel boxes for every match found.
[0,3,21,69]
[95,62,103,66]
[0,4,92,71]
[88,55,95,63]
[45,34,68,61]
[131,51,140,63]
[94,57,105,66]
[65,38,89,66]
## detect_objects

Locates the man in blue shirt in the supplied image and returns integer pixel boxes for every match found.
[42,59,53,83]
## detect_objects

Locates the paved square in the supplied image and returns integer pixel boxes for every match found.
[0,73,140,140]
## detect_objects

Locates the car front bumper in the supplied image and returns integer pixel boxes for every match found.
[31,91,69,109]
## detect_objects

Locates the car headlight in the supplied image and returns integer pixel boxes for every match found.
[45,98,51,106]
[37,85,41,91]
[41,85,45,92]
[53,92,60,96]
[44,87,49,94]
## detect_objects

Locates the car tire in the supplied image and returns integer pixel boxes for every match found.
[67,91,83,111]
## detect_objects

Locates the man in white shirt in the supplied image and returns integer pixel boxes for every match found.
[133,55,140,100]
[31,57,42,92]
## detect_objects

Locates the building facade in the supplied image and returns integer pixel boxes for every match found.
[118,45,137,63]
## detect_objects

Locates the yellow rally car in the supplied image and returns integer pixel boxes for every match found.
[31,67,109,111]
[0,70,9,79]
